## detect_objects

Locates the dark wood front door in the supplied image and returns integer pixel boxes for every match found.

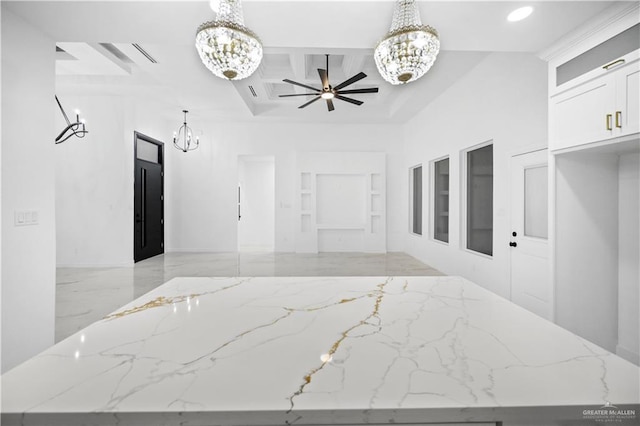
[134,132,164,262]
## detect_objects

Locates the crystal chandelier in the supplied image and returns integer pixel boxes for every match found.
[173,110,199,153]
[374,0,440,85]
[195,0,263,80]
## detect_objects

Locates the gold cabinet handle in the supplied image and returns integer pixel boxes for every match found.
[616,111,622,128]
[603,59,625,70]
[606,114,613,130]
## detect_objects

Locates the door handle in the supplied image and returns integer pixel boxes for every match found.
[509,242,517,247]
[606,114,613,131]
[616,111,622,128]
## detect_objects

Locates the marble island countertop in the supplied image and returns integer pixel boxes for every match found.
[2,276,638,426]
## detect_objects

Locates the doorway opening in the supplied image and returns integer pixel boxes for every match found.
[237,155,275,252]
[134,132,164,262]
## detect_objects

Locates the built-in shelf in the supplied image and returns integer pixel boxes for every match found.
[301,214,311,233]
[296,153,386,253]
[371,173,382,192]
[371,215,381,234]
[301,193,311,211]
[301,173,311,191]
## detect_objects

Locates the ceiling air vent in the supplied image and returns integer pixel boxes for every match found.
[248,86,258,98]
[99,43,133,63]
[132,43,157,64]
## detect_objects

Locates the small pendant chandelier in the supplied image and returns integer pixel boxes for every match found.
[195,0,263,80]
[173,110,199,153]
[374,0,440,85]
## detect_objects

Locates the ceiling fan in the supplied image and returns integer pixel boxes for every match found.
[279,54,379,112]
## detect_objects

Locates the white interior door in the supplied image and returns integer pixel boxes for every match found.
[509,149,551,320]
[237,156,275,252]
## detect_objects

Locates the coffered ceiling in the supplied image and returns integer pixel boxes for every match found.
[4,0,621,124]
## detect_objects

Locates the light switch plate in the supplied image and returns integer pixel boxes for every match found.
[14,210,39,226]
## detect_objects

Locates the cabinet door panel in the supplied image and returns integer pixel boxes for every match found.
[550,76,616,151]
[618,65,639,136]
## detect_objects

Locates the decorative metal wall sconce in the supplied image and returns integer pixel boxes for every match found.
[55,95,88,144]
[173,110,200,152]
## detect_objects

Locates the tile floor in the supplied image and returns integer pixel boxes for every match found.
[56,252,441,342]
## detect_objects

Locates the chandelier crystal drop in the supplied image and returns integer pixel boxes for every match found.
[374,0,440,85]
[173,110,199,153]
[195,0,263,81]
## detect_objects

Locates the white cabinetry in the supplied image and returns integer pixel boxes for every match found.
[550,56,639,151]
[617,60,640,134]
[545,7,639,152]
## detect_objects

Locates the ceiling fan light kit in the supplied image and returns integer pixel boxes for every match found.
[195,0,263,80]
[374,0,440,85]
[279,54,379,112]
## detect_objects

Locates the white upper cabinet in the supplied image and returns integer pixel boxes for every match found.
[550,56,638,151]
[617,60,640,135]
[545,5,639,152]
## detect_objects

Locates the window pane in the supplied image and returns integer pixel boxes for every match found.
[524,166,548,239]
[137,139,159,163]
[412,166,422,235]
[434,158,449,242]
[467,145,493,256]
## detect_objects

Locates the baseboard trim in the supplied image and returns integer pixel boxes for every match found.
[57,262,134,268]
[165,249,232,253]
[616,344,640,365]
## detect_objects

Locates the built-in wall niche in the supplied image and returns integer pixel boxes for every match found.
[554,139,639,365]
[316,174,366,226]
[296,152,386,253]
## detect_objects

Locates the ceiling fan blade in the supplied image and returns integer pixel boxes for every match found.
[335,95,364,106]
[333,72,367,90]
[279,93,320,97]
[337,87,379,95]
[318,69,329,90]
[327,98,335,112]
[283,79,321,93]
[298,96,322,109]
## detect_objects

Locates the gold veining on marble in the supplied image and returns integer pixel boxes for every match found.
[287,278,391,411]
[104,294,200,320]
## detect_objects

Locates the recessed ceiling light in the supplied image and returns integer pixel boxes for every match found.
[507,6,534,22]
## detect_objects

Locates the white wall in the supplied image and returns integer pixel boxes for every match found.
[1,7,56,372]
[55,96,168,266]
[165,122,405,253]
[618,152,639,363]
[555,152,619,353]
[403,52,548,298]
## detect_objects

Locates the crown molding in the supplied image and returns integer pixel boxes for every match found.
[538,2,640,63]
